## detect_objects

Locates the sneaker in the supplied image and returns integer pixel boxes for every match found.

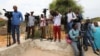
[94,51,99,55]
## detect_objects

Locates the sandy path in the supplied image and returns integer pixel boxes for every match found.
[20,47,98,56]
[20,48,62,56]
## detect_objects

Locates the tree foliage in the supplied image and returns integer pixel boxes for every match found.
[49,0,83,14]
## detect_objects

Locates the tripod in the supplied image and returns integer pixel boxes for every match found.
[6,20,12,47]
[7,32,11,47]
[3,9,12,47]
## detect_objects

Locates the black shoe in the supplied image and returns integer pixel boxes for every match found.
[83,46,88,51]
[50,38,53,41]
[94,51,99,55]
[96,49,99,52]
[18,42,20,44]
[7,42,11,47]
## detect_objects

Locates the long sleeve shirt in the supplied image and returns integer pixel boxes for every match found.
[53,14,62,26]
[66,12,77,23]
[69,29,79,41]
[11,11,23,25]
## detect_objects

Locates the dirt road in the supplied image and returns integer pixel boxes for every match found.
[20,48,62,56]
[20,47,98,56]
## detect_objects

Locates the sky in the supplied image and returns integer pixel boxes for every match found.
[0,0,100,19]
[77,0,100,18]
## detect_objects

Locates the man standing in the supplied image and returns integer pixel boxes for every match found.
[53,11,62,42]
[75,9,83,31]
[66,8,77,32]
[46,14,53,41]
[27,11,35,39]
[11,5,23,44]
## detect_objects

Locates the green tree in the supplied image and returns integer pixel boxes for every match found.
[49,0,83,14]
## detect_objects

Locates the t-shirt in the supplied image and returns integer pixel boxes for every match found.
[69,29,79,41]
[66,12,76,23]
[53,14,62,26]
[28,16,35,27]
[40,18,46,27]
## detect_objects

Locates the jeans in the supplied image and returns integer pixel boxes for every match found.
[71,41,79,56]
[67,22,73,32]
[83,33,96,52]
[11,25,20,43]
[27,26,35,39]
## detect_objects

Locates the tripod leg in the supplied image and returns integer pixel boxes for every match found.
[7,33,11,47]
[7,33,9,47]
[8,34,11,46]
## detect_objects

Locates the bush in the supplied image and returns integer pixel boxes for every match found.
[0,21,6,27]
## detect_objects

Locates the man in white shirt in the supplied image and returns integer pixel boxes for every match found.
[53,11,62,42]
[66,8,77,32]
[27,11,35,39]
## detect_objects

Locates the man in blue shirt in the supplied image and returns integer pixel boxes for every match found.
[11,5,23,44]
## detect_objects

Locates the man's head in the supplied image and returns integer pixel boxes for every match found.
[13,5,17,12]
[41,14,44,18]
[30,11,34,16]
[86,19,91,23]
[94,22,99,27]
[68,8,72,13]
[72,23,78,29]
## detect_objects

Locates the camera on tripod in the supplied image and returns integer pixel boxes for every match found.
[3,9,12,19]
[3,9,12,47]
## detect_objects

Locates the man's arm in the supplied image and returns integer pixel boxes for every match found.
[73,12,77,19]
[69,30,76,40]
[20,12,23,22]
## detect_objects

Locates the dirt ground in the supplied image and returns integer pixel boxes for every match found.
[0,35,7,47]
[19,46,98,56]
[20,48,63,56]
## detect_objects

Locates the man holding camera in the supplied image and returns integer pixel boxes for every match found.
[11,5,23,44]
[27,11,36,39]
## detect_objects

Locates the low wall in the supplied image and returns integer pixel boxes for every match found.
[0,39,34,56]
[0,39,73,56]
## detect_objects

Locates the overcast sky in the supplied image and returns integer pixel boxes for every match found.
[0,0,100,18]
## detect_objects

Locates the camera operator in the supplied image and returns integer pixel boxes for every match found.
[11,5,23,44]
[27,11,36,39]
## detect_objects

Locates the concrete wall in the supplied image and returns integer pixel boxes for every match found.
[0,40,35,56]
[0,39,73,56]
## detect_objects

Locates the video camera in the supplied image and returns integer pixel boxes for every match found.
[24,13,30,22]
[3,9,12,33]
[3,9,12,19]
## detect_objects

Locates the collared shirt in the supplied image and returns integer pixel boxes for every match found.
[12,11,23,25]
[66,12,76,23]
[53,14,62,26]
[40,18,46,27]
[28,15,35,27]
[69,29,79,41]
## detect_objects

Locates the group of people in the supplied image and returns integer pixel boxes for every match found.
[4,5,100,56]
[67,10,100,56]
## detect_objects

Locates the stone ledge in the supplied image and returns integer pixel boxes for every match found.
[0,39,73,56]
[0,39,34,56]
